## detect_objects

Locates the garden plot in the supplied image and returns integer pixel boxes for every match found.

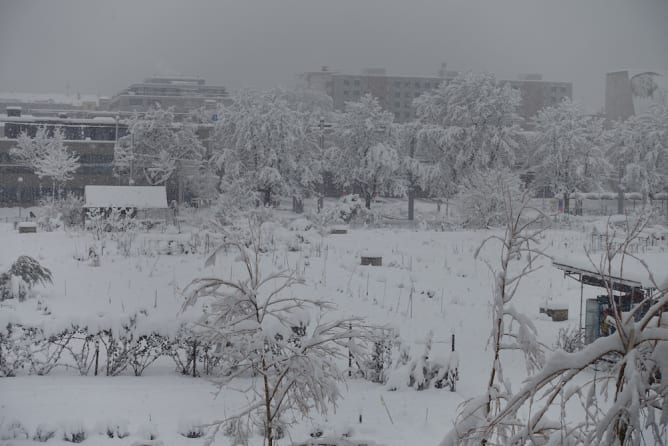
[0,213,666,445]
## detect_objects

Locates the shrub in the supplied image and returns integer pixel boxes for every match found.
[0,420,29,441]
[555,326,584,353]
[0,256,52,302]
[178,419,205,438]
[136,423,159,441]
[0,323,32,377]
[61,421,87,443]
[458,168,522,228]
[96,419,129,439]
[33,423,57,442]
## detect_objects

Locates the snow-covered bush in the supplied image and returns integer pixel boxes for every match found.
[167,323,214,376]
[96,419,130,439]
[386,331,458,391]
[33,423,57,442]
[129,332,170,377]
[320,194,377,226]
[99,312,166,376]
[61,420,87,443]
[0,420,30,441]
[177,419,205,438]
[27,326,73,375]
[0,323,32,377]
[0,255,52,301]
[363,328,398,384]
[37,193,84,228]
[554,326,584,353]
[136,423,160,441]
[457,168,521,228]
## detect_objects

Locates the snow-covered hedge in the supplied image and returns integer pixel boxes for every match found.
[0,317,216,378]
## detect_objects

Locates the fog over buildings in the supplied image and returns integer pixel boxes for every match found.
[1,0,667,112]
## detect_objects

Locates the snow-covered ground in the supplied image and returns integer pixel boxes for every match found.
[1,202,666,445]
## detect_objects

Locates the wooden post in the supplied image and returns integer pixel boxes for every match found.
[192,341,197,377]
[94,340,99,376]
[348,323,352,377]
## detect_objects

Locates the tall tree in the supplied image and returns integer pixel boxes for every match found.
[115,106,205,187]
[394,121,440,220]
[414,72,522,190]
[212,90,319,208]
[328,94,399,209]
[11,126,79,199]
[608,104,668,203]
[531,99,608,213]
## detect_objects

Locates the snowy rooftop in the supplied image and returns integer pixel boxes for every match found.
[84,186,168,209]
[553,252,668,291]
[0,92,99,106]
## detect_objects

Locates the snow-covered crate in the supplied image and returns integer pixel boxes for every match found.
[540,301,569,321]
[331,225,349,234]
[17,221,37,233]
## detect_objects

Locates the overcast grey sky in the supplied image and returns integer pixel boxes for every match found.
[1,0,666,111]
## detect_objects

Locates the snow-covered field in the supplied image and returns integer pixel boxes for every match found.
[1,202,666,445]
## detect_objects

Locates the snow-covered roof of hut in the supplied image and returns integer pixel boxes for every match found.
[84,186,168,209]
[553,252,668,291]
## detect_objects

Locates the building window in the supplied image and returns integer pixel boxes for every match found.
[394,91,400,98]
[354,79,360,86]
[414,92,420,97]
[353,90,360,96]
[404,111,411,119]
[343,90,349,96]
[343,79,350,86]
[394,81,401,87]
[415,81,421,88]
[394,101,400,108]
[405,81,411,87]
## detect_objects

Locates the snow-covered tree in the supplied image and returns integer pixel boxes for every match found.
[11,126,79,199]
[458,167,522,228]
[328,94,399,209]
[531,99,608,213]
[394,122,441,220]
[115,106,205,187]
[608,104,668,202]
[182,215,371,445]
[451,212,668,446]
[212,90,319,208]
[442,188,547,446]
[414,72,522,190]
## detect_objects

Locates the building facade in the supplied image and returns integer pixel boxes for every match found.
[104,77,229,113]
[301,66,572,124]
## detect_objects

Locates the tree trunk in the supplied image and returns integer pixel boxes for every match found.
[365,193,372,210]
[563,192,570,215]
[292,196,303,214]
[408,188,415,221]
[262,359,273,446]
[263,189,271,207]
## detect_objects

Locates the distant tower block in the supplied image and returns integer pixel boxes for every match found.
[605,71,635,122]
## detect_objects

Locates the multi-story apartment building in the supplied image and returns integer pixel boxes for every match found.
[300,66,572,124]
[103,77,229,113]
[0,107,126,204]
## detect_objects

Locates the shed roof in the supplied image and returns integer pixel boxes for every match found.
[84,186,168,209]
[553,252,668,291]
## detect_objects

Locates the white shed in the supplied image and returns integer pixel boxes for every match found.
[84,186,168,209]
[83,186,170,223]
